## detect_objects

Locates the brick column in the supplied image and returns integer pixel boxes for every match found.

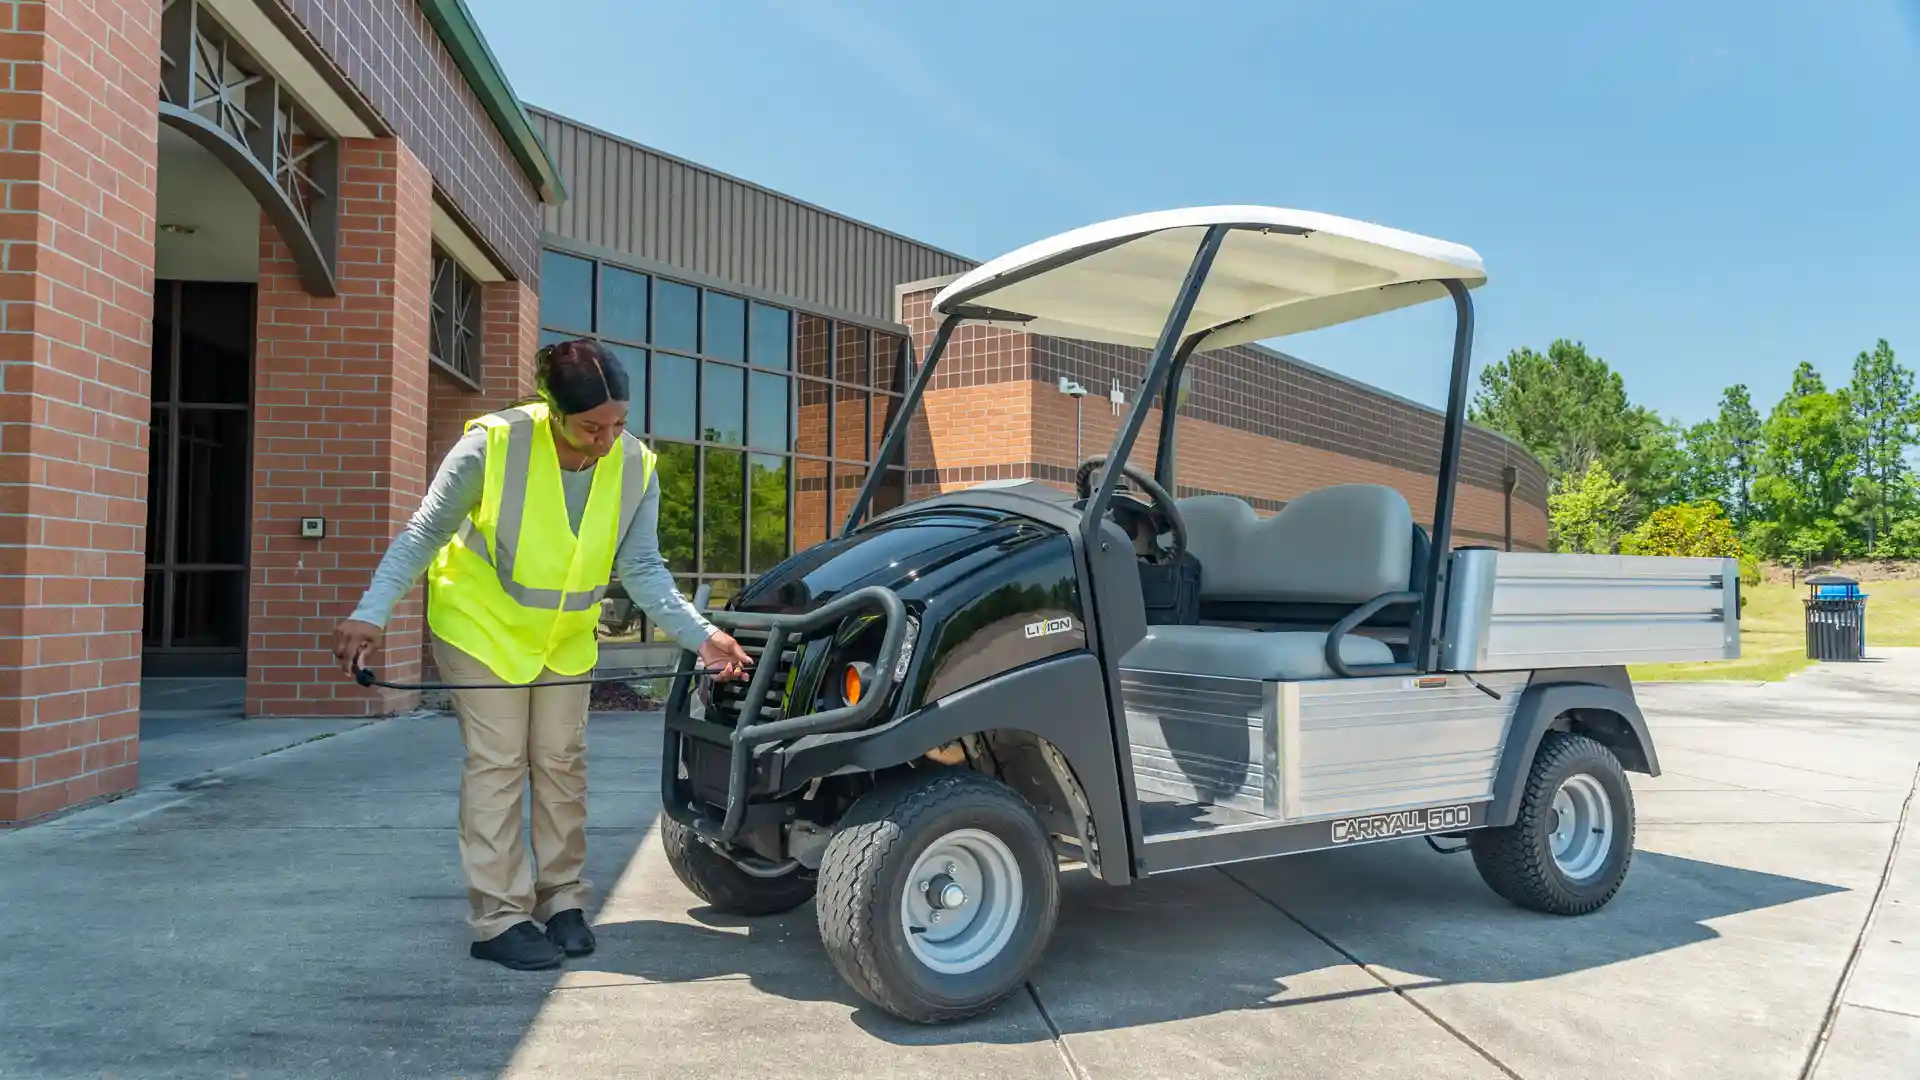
[0,1,160,825]
[246,139,432,718]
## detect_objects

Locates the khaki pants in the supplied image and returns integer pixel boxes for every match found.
[433,637,594,941]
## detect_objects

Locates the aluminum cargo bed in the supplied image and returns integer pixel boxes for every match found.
[1439,550,1741,672]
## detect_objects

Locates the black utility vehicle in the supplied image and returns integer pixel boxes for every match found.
[656,207,1742,1024]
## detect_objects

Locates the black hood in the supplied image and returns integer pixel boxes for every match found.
[732,504,1061,616]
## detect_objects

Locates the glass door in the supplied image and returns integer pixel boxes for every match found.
[142,280,253,678]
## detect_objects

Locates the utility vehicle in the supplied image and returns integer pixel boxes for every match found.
[655,206,1741,1024]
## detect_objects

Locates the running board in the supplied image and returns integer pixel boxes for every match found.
[1137,798,1491,875]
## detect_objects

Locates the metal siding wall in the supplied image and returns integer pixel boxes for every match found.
[534,110,973,324]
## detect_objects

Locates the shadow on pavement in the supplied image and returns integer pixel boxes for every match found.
[572,837,1847,1047]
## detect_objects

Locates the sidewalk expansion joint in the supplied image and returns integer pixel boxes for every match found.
[1025,982,1090,1080]
[1799,759,1920,1080]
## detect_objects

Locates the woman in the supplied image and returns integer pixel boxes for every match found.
[332,338,753,971]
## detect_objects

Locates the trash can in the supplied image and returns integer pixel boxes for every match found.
[1803,573,1868,661]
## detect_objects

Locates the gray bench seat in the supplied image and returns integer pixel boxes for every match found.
[1120,624,1395,682]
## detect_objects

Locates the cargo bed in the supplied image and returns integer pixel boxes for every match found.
[1439,550,1740,672]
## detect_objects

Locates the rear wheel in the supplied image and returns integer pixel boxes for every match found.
[816,769,1059,1024]
[661,816,817,916]
[1469,731,1635,915]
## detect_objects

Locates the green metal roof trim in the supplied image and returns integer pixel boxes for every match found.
[418,0,567,205]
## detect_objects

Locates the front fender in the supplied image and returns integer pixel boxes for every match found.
[1488,681,1660,827]
[780,651,1133,885]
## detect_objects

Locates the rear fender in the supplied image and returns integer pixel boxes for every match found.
[1488,675,1659,827]
[779,652,1133,884]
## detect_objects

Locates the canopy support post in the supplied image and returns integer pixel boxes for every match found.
[1151,334,1205,490]
[1415,279,1476,671]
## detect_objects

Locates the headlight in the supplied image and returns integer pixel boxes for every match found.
[820,613,917,711]
[894,616,919,683]
[840,660,874,706]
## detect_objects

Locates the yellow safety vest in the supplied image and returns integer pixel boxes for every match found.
[426,402,657,684]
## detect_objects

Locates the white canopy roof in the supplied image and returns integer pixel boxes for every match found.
[930,205,1485,350]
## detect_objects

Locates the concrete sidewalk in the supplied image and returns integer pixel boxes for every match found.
[1,654,1916,1079]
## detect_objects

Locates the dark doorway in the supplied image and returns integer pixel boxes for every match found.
[142,280,254,679]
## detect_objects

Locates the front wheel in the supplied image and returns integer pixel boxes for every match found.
[660,816,817,915]
[816,769,1059,1024]
[1469,731,1636,915]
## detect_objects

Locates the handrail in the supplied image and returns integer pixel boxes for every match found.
[1324,590,1423,678]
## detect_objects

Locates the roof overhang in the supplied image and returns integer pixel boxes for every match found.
[931,206,1485,350]
[418,0,567,206]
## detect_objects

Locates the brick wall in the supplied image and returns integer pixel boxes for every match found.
[247,138,433,717]
[278,0,542,284]
[0,0,160,825]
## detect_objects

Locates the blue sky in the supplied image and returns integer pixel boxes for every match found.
[467,0,1920,425]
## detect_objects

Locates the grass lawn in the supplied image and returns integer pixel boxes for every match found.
[1629,577,1920,683]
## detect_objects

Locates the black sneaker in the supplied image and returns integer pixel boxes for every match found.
[543,909,596,957]
[469,921,564,970]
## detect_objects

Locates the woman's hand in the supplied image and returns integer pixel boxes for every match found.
[333,619,384,676]
[698,629,754,682]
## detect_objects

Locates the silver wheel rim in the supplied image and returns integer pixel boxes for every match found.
[1549,773,1615,881]
[900,828,1024,975]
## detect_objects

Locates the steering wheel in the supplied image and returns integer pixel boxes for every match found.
[1073,455,1188,564]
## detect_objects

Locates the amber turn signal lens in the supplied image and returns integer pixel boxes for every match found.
[842,663,865,705]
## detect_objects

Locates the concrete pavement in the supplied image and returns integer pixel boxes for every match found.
[1,653,1916,1079]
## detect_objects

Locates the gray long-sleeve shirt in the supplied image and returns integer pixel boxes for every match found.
[348,428,717,652]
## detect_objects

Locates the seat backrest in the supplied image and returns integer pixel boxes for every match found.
[1179,485,1415,607]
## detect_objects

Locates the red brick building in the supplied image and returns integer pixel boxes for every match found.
[0,0,1547,826]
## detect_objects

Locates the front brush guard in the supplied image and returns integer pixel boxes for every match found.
[662,585,909,846]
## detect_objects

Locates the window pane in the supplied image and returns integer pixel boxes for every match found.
[146,409,170,563]
[540,250,594,331]
[653,442,697,573]
[652,354,697,440]
[704,291,745,361]
[832,464,866,529]
[870,393,895,460]
[654,278,698,352]
[702,448,745,573]
[152,283,175,404]
[749,454,789,572]
[702,362,744,445]
[600,266,648,343]
[873,467,908,516]
[748,372,789,451]
[795,458,829,551]
[173,408,251,564]
[834,385,867,461]
[872,332,906,394]
[605,344,647,435]
[539,328,566,351]
[170,570,247,649]
[704,577,741,611]
[178,281,252,404]
[797,313,832,380]
[795,377,830,457]
[835,324,869,385]
[750,303,790,370]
